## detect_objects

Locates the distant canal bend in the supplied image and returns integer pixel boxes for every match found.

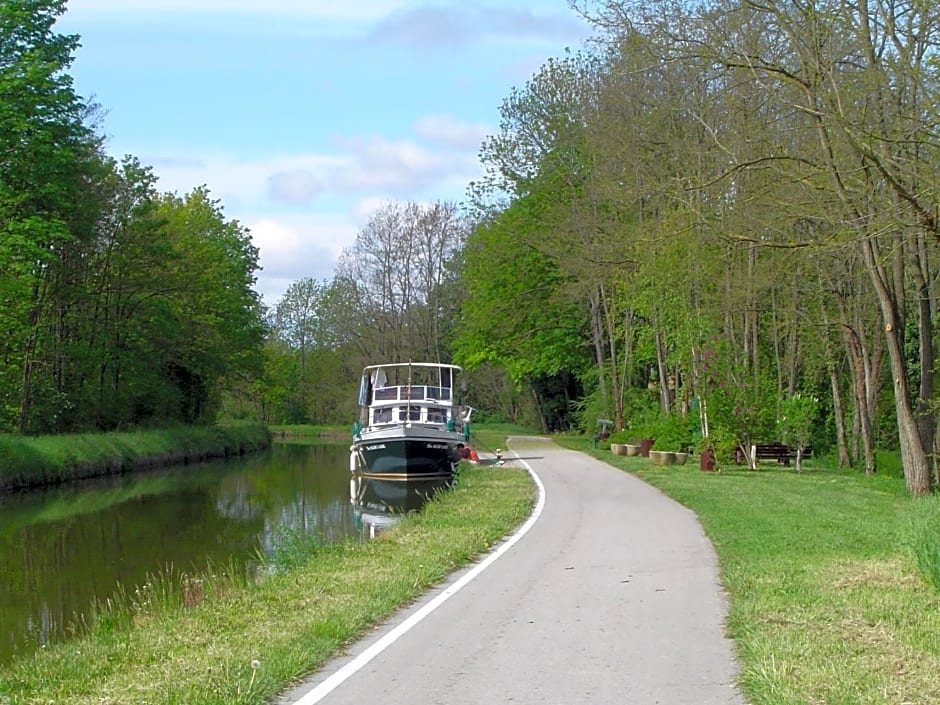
[0,441,375,665]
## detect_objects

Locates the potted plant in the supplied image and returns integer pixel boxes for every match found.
[625,421,657,458]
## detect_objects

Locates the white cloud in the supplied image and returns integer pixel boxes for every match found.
[248,215,358,304]
[148,142,479,212]
[414,114,488,150]
[352,197,396,225]
[147,152,346,209]
[329,134,481,196]
[140,139,479,306]
[68,0,403,20]
[267,170,323,206]
[370,4,591,48]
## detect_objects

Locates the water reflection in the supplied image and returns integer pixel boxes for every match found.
[0,442,353,665]
[350,474,453,539]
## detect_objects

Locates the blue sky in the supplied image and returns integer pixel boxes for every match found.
[57,1,593,305]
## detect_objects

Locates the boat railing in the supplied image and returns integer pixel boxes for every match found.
[371,385,453,404]
[369,405,453,426]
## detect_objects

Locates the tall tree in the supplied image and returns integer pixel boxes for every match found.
[337,201,465,364]
[0,0,102,431]
[576,0,940,493]
[152,188,265,423]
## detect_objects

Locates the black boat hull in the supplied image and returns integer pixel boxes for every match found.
[353,436,459,478]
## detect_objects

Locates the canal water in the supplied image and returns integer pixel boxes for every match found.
[0,440,444,666]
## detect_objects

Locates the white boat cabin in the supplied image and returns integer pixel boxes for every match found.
[359,363,462,429]
[368,384,454,426]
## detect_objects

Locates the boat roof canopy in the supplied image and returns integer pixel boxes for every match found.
[362,362,462,372]
[362,362,462,389]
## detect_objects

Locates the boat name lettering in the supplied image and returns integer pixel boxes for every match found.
[364,444,387,451]
[425,443,448,449]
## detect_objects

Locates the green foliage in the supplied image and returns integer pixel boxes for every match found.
[698,338,777,448]
[570,384,612,435]
[778,393,819,451]
[455,192,590,385]
[0,0,103,432]
[261,527,327,573]
[648,413,696,451]
[0,5,269,434]
[906,494,940,592]
[698,424,738,465]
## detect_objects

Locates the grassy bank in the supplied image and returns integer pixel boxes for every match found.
[557,435,940,705]
[0,423,272,491]
[0,463,535,705]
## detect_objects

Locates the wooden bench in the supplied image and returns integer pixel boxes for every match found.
[751,442,811,465]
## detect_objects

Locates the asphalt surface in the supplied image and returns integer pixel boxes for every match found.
[279,437,747,705]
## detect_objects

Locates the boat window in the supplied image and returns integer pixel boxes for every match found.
[398,408,421,421]
[427,408,446,423]
[426,386,451,401]
[373,387,398,401]
[372,408,392,423]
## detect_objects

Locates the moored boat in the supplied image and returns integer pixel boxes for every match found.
[350,362,470,479]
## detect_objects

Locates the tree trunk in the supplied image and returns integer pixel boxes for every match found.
[861,238,931,495]
[910,247,935,477]
[620,309,635,430]
[17,278,47,434]
[655,328,670,412]
[599,284,622,430]
[842,325,876,475]
[531,383,549,434]
[829,358,851,468]
[588,288,609,417]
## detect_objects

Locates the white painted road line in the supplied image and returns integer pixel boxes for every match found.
[290,449,545,705]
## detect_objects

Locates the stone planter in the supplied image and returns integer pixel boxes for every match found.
[650,450,676,466]
[674,452,689,465]
[611,443,628,456]
[625,444,640,456]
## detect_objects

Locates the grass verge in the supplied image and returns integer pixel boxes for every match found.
[556,434,940,705]
[0,464,535,705]
[0,424,271,491]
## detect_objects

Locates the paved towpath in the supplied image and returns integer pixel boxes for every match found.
[279,437,747,705]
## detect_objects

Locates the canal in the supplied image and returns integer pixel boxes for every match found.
[0,440,381,665]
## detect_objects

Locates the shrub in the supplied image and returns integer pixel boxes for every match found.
[615,412,695,451]
[649,413,695,451]
[907,494,940,591]
[698,424,738,465]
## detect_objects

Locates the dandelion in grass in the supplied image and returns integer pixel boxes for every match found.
[244,658,261,695]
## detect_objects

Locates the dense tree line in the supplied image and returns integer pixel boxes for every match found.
[456,0,940,494]
[15,0,940,497]
[1,1,264,433]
